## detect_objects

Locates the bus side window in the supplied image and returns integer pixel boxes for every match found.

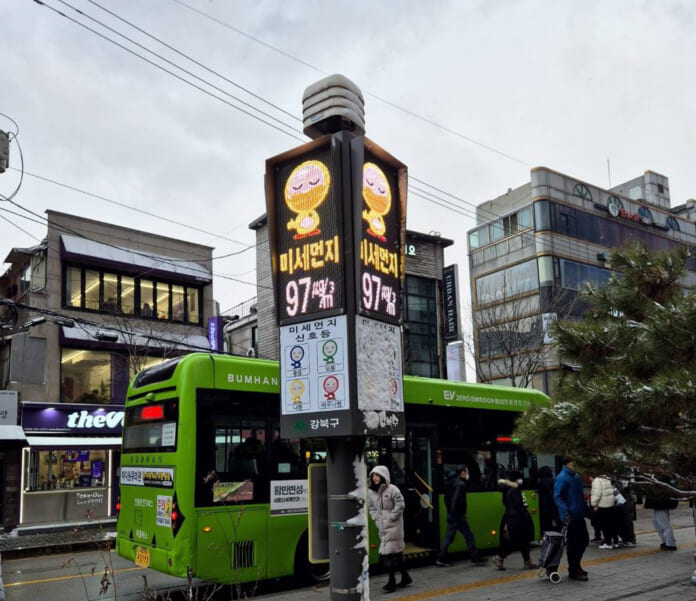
[270,428,301,477]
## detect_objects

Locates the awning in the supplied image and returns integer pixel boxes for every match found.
[61,324,211,352]
[60,234,212,283]
[0,426,27,441]
[25,436,122,448]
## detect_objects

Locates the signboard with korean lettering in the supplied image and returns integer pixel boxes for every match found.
[266,135,344,325]
[270,479,308,516]
[279,315,351,436]
[357,138,407,325]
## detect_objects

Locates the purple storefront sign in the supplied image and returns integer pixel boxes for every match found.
[208,316,224,353]
[21,402,125,435]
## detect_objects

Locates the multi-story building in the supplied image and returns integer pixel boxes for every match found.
[224,216,462,380]
[0,211,214,531]
[468,168,696,393]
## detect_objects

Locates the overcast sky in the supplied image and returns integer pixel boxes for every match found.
[2,0,696,324]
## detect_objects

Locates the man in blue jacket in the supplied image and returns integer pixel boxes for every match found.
[554,458,589,581]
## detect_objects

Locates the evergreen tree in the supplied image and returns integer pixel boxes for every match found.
[515,244,696,498]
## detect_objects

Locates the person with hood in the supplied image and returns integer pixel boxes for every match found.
[435,465,487,567]
[554,458,590,581]
[537,466,561,533]
[590,475,618,549]
[368,465,412,593]
[492,470,536,570]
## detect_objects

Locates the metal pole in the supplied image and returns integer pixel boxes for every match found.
[325,437,369,601]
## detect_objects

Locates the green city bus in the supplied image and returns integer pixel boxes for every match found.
[116,352,550,585]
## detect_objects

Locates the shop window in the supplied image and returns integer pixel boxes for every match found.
[172,285,185,321]
[85,270,100,311]
[102,273,118,313]
[61,349,113,403]
[156,282,171,320]
[25,448,108,491]
[65,266,82,308]
[140,279,155,317]
[187,288,200,324]
[121,275,135,315]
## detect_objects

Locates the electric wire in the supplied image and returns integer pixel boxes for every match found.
[33,0,305,143]
[85,0,300,124]
[167,0,530,167]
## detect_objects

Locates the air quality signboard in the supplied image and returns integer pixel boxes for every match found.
[266,136,344,325]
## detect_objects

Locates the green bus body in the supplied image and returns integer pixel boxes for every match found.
[116,353,548,584]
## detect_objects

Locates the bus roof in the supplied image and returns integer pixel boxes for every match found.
[128,353,549,412]
[403,375,549,412]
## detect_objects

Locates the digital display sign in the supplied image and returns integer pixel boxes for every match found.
[267,137,345,325]
[358,143,406,324]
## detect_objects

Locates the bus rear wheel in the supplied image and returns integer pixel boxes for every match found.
[294,534,330,585]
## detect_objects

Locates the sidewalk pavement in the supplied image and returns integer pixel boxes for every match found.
[260,503,696,601]
[0,520,115,557]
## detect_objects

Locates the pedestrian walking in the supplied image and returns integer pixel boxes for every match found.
[644,491,678,551]
[368,465,413,593]
[590,475,619,549]
[553,457,590,581]
[614,480,637,546]
[492,471,536,570]
[537,465,561,533]
[436,464,487,566]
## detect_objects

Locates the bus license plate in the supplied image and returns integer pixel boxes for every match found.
[135,547,151,568]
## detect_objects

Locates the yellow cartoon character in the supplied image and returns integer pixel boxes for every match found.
[362,162,391,242]
[284,160,331,240]
[289,379,305,405]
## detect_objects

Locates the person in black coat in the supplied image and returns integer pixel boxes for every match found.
[537,466,561,533]
[493,471,536,570]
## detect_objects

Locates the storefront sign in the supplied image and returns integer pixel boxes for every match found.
[442,264,460,341]
[208,316,224,352]
[21,402,124,434]
[0,391,18,425]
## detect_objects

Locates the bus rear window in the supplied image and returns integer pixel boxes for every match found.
[123,399,178,452]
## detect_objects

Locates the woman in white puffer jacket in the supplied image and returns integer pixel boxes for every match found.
[590,475,618,549]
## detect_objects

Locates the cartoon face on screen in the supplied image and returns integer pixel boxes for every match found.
[284,160,331,240]
[289,379,305,404]
[289,345,305,368]
[322,339,338,364]
[322,375,339,400]
[362,162,392,242]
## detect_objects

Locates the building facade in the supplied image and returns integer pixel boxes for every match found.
[468,168,696,393]
[0,211,214,531]
[225,216,462,380]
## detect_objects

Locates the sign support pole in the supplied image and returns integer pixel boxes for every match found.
[325,437,367,601]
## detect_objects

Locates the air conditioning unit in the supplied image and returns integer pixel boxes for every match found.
[246,347,256,357]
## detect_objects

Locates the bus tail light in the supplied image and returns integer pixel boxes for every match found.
[116,496,121,514]
[171,494,185,537]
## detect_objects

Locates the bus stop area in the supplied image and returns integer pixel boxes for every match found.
[261,503,696,601]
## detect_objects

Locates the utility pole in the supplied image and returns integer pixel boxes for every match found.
[265,75,408,601]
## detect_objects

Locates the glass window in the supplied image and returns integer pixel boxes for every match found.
[538,256,554,286]
[404,276,439,377]
[84,270,100,311]
[140,279,154,317]
[534,200,551,231]
[490,221,504,242]
[102,273,118,313]
[573,183,592,201]
[187,288,200,324]
[172,285,185,321]
[559,259,611,291]
[121,276,135,315]
[156,282,170,320]
[61,349,112,403]
[123,400,179,452]
[65,266,82,308]
[518,207,532,229]
[469,230,480,250]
